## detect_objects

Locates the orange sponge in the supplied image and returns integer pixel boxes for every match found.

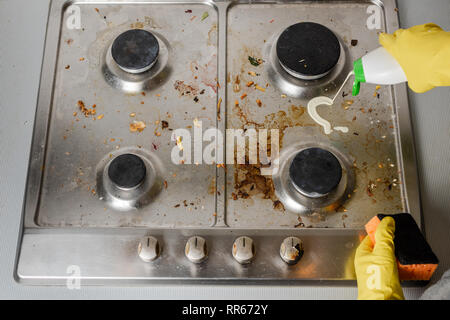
[365,214,438,281]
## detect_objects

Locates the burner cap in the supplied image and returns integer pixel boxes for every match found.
[111,29,159,74]
[276,22,340,80]
[289,148,342,197]
[108,154,147,189]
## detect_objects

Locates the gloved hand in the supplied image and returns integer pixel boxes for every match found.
[379,23,450,93]
[354,217,404,300]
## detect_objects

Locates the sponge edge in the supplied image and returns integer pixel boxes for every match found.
[364,213,439,281]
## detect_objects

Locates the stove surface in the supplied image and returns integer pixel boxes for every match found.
[16,0,421,284]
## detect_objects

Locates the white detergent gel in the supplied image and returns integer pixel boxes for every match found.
[307,71,354,134]
[334,126,349,133]
[307,96,349,135]
[307,96,333,134]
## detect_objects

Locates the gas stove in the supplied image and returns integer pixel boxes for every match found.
[16,0,421,284]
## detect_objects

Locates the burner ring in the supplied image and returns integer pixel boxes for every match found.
[97,148,164,211]
[276,22,341,80]
[108,153,147,189]
[289,148,342,198]
[272,142,355,215]
[111,29,160,74]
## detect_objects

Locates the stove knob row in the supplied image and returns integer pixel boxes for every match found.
[138,236,304,265]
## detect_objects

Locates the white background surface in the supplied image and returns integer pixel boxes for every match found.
[0,0,449,299]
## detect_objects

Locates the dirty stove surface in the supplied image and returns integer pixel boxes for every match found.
[16,0,421,284]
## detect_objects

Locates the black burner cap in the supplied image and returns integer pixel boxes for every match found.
[108,154,146,189]
[111,29,159,73]
[276,22,340,79]
[289,148,342,197]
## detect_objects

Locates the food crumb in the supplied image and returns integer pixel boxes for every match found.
[248,56,263,66]
[129,120,146,132]
[217,97,222,114]
[201,11,209,21]
[255,85,265,92]
[77,100,97,117]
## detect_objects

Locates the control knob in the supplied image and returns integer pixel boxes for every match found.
[280,236,304,265]
[232,236,255,264]
[138,236,160,262]
[185,236,208,263]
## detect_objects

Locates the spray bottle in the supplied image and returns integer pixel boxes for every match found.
[352,47,407,96]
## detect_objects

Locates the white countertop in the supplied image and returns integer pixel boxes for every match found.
[1,0,449,299]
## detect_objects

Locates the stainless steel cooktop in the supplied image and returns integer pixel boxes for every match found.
[15,0,422,285]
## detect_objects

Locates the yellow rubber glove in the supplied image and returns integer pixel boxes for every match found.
[379,23,450,93]
[354,217,404,300]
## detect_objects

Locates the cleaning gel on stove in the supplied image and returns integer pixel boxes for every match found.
[352,46,407,96]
